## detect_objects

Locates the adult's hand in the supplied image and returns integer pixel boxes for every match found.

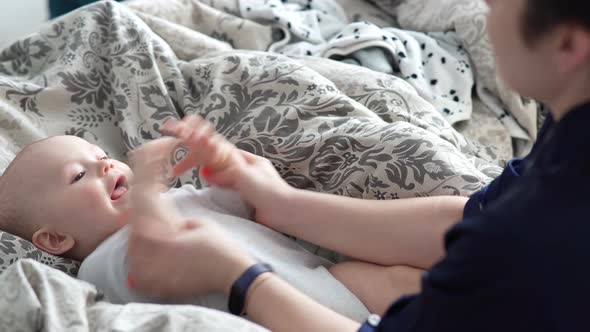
[162,115,295,227]
[125,137,256,299]
[125,137,361,332]
[162,115,238,176]
[127,216,256,299]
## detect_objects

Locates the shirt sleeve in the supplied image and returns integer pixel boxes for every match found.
[463,114,554,219]
[463,158,525,218]
[376,214,518,332]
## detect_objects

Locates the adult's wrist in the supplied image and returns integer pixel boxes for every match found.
[221,255,258,295]
[257,186,299,230]
[269,187,301,226]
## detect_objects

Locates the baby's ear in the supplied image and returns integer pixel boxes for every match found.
[31,227,75,255]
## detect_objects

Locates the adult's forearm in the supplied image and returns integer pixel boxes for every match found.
[276,190,468,269]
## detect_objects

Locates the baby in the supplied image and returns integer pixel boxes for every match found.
[0,116,419,320]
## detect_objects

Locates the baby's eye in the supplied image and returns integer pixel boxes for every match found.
[72,171,86,184]
[100,156,109,160]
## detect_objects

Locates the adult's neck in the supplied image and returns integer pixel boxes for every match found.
[546,75,590,121]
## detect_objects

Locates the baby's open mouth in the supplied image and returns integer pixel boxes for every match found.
[111,175,128,201]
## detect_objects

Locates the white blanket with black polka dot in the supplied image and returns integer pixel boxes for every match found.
[192,0,538,157]
[237,0,475,124]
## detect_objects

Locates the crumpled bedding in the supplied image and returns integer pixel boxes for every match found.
[0,1,502,196]
[0,259,266,331]
[0,0,535,330]
[124,0,538,161]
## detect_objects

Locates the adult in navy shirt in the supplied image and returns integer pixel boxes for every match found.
[124,0,590,331]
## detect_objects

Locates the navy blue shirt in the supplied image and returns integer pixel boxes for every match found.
[373,102,590,331]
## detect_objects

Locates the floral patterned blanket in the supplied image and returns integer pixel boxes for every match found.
[0,0,517,330]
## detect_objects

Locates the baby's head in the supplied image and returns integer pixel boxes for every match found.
[0,135,132,261]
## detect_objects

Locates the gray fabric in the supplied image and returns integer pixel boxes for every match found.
[0,229,79,276]
[141,0,532,161]
[0,259,266,332]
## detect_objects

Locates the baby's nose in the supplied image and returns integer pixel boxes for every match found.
[102,162,114,174]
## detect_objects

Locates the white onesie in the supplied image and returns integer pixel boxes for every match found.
[78,185,369,322]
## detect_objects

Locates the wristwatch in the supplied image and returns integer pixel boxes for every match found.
[358,314,381,332]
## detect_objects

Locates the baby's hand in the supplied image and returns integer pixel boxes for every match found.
[127,137,181,225]
[162,115,239,177]
[128,137,177,190]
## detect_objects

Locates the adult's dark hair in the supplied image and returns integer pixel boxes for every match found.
[523,0,590,43]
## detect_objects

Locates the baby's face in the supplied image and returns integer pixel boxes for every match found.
[22,136,133,256]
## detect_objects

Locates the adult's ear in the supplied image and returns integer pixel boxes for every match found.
[31,227,75,255]
[555,24,590,76]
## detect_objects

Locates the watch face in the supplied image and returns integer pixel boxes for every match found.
[368,314,381,326]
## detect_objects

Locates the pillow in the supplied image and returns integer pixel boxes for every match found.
[0,231,80,276]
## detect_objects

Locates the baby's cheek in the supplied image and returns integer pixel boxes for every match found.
[82,185,104,199]
[76,185,108,210]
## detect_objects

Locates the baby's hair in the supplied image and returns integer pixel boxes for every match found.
[0,139,51,241]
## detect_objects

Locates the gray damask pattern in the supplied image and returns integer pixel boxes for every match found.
[0,231,79,276]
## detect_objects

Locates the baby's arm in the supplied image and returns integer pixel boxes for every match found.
[329,261,423,316]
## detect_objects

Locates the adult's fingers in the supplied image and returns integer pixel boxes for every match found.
[176,115,203,140]
[201,165,239,188]
[129,137,178,168]
[173,138,224,177]
[168,116,214,176]
[161,115,197,139]
[130,138,178,182]
[186,118,214,144]
[172,151,197,176]
[161,118,181,136]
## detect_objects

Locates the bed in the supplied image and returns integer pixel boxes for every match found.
[0,0,538,330]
